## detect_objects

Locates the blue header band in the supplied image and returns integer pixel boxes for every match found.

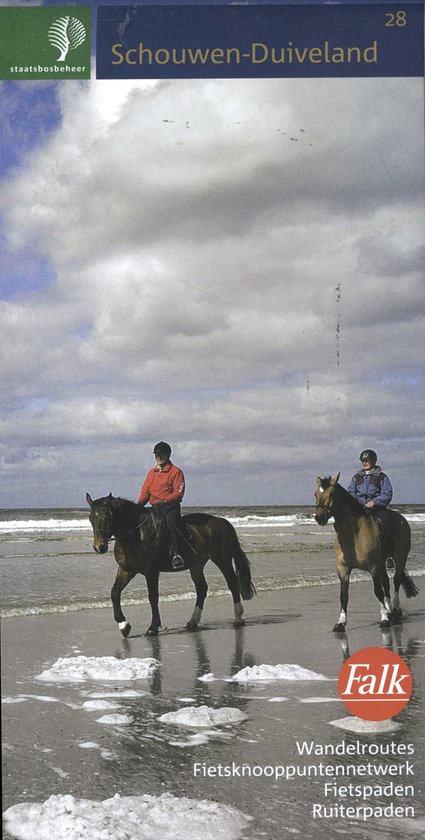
[96,4,424,79]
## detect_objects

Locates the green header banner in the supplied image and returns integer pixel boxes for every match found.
[0,6,92,80]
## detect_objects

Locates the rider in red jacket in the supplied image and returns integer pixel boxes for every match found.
[138,442,186,569]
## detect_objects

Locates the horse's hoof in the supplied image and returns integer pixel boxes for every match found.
[333,623,346,633]
[145,627,159,637]
[390,608,403,623]
[233,618,245,627]
[185,622,199,631]
[379,619,391,628]
[119,621,131,637]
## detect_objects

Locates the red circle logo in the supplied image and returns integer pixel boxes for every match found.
[338,647,412,721]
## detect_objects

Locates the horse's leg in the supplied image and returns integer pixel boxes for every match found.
[145,571,161,636]
[392,523,417,620]
[380,564,393,618]
[186,564,208,630]
[333,557,350,632]
[370,564,391,627]
[111,568,135,637]
[218,558,245,626]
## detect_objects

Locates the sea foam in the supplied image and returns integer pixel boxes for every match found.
[36,656,160,683]
[159,705,247,728]
[3,792,252,840]
[232,663,329,682]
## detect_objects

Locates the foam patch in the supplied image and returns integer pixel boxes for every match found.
[36,656,160,683]
[329,716,402,734]
[4,792,252,840]
[232,664,329,682]
[159,705,247,728]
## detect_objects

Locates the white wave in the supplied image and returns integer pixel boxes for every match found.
[228,514,305,528]
[2,510,422,535]
[4,565,424,620]
[0,519,91,534]
[3,792,252,840]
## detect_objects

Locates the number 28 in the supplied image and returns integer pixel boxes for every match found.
[385,10,407,26]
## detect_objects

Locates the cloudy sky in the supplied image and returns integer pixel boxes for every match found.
[1,34,424,507]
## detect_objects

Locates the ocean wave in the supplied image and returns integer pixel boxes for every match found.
[0,519,91,535]
[9,569,419,619]
[2,510,422,536]
[3,566,424,619]
[228,514,315,528]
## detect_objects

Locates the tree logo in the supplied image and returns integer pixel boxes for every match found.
[48,16,86,62]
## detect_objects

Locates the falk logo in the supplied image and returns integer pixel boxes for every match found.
[338,647,412,721]
[48,16,86,62]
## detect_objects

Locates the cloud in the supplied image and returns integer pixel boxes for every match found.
[1,76,424,506]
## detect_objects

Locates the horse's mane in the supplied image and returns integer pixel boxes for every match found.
[109,496,141,512]
[320,478,368,517]
[335,482,367,515]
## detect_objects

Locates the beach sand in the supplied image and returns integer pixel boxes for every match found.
[2,580,425,839]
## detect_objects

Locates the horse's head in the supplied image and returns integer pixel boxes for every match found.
[86,492,115,554]
[314,473,340,525]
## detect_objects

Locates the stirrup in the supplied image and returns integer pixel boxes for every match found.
[172,554,185,570]
[386,557,395,570]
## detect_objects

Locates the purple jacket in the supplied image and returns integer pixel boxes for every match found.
[347,466,393,507]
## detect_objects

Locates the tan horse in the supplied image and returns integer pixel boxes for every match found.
[315,474,418,631]
[86,493,255,636]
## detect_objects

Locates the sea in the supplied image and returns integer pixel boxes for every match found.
[1,505,424,620]
[2,505,425,840]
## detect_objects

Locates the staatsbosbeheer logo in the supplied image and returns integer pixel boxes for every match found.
[48,16,87,62]
[338,647,412,721]
[0,6,91,80]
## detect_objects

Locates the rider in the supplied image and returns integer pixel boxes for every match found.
[347,449,394,568]
[138,442,186,570]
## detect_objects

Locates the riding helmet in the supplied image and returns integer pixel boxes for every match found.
[153,441,172,458]
[359,449,377,464]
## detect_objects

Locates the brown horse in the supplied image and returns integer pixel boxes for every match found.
[314,474,418,631]
[86,493,256,636]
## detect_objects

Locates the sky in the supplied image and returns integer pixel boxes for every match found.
[1,7,424,508]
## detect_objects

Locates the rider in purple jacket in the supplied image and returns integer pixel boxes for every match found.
[347,449,394,566]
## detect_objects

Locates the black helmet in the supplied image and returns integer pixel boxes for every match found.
[153,441,172,458]
[359,449,377,464]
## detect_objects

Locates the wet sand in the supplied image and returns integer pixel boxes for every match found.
[2,579,425,839]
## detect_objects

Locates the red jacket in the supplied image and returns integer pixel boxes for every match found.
[138,462,185,506]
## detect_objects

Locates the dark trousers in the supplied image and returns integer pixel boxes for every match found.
[373,507,393,557]
[152,503,182,555]
[163,503,181,553]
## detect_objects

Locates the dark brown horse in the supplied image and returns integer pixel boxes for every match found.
[314,474,418,631]
[86,493,256,636]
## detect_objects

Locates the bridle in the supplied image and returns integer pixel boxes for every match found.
[90,503,151,544]
[90,506,115,543]
[315,485,337,522]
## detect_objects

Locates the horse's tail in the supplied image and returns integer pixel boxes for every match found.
[229,525,256,600]
[399,570,419,599]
